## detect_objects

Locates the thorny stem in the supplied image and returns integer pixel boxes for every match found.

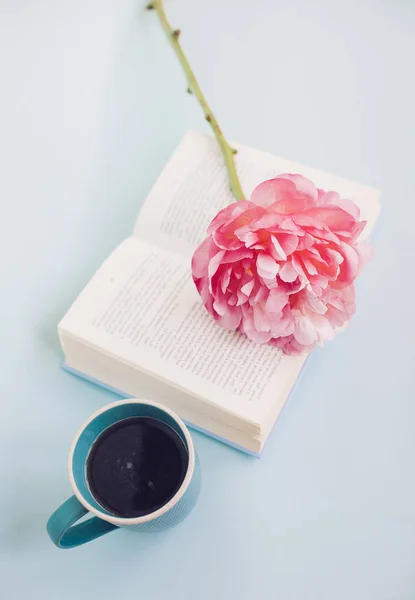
[146,0,245,200]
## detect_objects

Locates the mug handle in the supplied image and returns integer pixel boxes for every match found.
[47,495,118,549]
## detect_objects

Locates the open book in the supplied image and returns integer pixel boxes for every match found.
[59,131,381,455]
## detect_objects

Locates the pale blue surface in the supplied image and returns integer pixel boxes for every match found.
[1,1,414,598]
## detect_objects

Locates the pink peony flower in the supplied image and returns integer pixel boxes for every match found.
[191,174,372,355]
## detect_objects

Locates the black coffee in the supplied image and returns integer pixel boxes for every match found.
[86,416,188,518]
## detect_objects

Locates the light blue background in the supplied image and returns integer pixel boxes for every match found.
[1,1,414,598]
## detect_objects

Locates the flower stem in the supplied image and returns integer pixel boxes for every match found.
[146,0,245,201]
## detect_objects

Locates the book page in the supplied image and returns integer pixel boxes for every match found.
[60,338,265,453]
[60,236,302,429]
[133,131,381,257]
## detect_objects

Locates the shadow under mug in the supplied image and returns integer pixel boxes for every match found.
[47,399,201,549]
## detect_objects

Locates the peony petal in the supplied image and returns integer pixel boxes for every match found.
[220,267,232,294]
[306,253,338,279]
[277,276,305,295]
[278,217,306,235]
[213,299,227,316]
[268,195,316,214]
[296,233,316,251]
[212,228,244,251]
[253,303,270,332]
[250,284,267,306]
[249,213,283,231]
[320,247,344,265]
[266,288,288,313]
[239,305,272,343]
[236,288,249,306]
[325,304,351,327]
[228,294,237,306]
[196,278,216,320]
[244,327,273,344]
[300,225,340,244]
[208,250,226,279]
[302,257,319,276]
[257,252,279,279]
[216,307,242,330]
[325,293,344,311]
[235,229,260,247]
[343,220,367,243]
[207,201,253,234]
[277,233,299,256]
[240,279,255,296]
[279,261,299,282]
[293,313,319,345]
[291,255,307,279]
[212,206,264,250]
[278,173,318,203]
[270,235,287,261]
[336,243,359,284]
[307,313,335,341]
[302,206,356,232]
[317,190,360,220]
[340,284,355,309]
[222,248,254,264]
[263,277,279,290]
[317,188,337,206]
[192,237,216,279]
[302,289,327,314]
[329,192,360,219]
[306,246,324,261]
[251,178,298,208]
[269,306,295,338]
[250,243,267,251]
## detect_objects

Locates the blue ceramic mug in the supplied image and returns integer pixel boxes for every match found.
[47,399,200,549]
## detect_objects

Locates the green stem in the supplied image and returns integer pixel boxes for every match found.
[146,0,245,201]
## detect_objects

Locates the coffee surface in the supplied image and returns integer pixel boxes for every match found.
[86,416,188,518]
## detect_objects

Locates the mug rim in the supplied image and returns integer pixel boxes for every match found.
[68,398,195,526]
